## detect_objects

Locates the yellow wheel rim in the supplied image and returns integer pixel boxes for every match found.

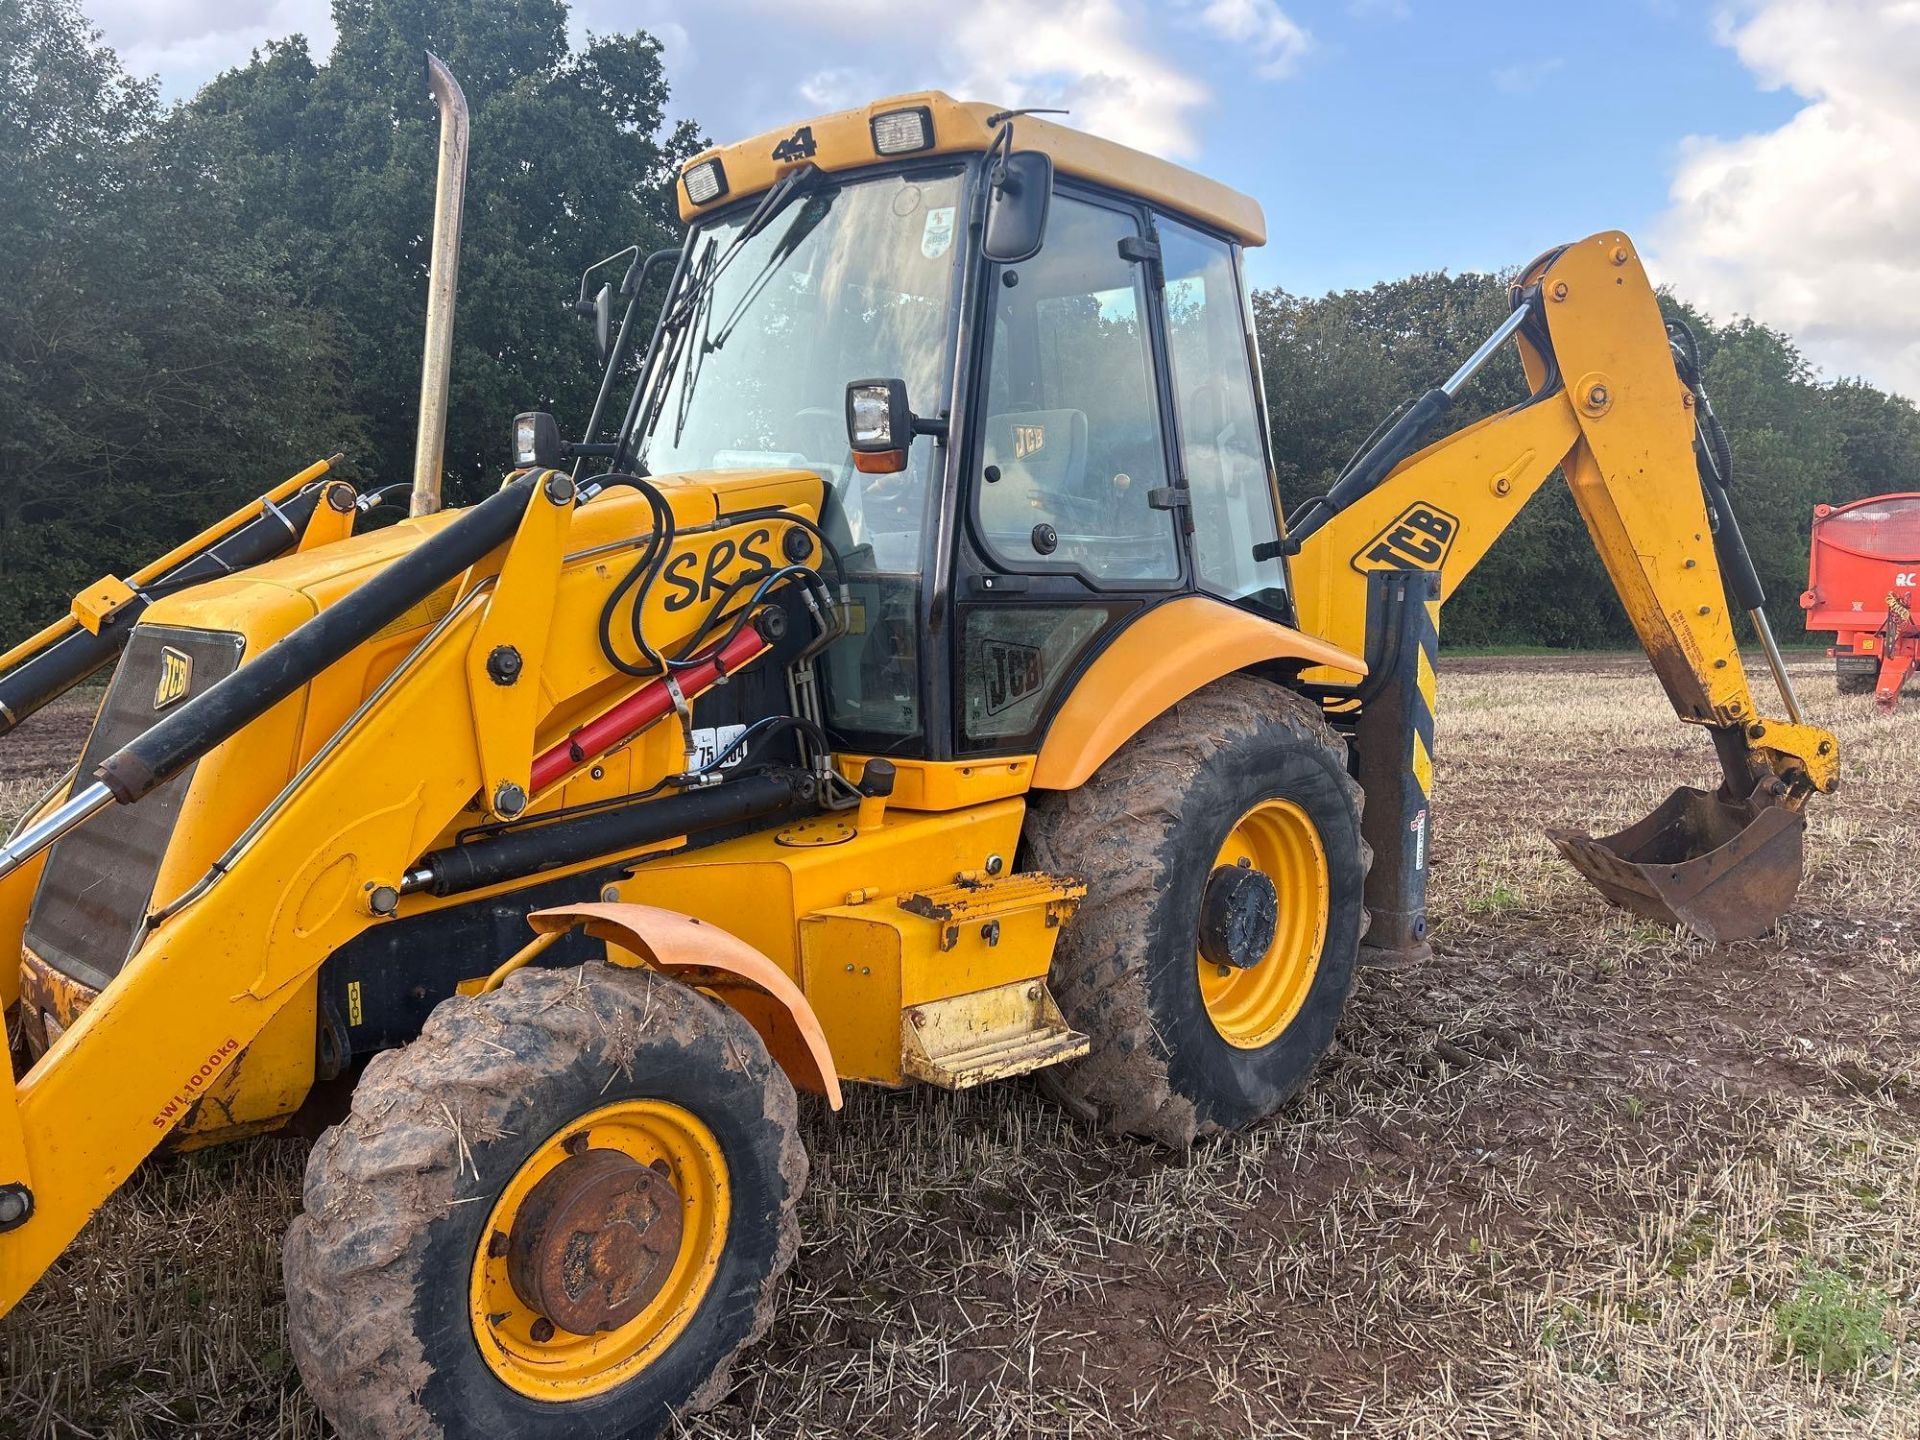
[469,1099,730,1401]
[1196,797,1330,1049]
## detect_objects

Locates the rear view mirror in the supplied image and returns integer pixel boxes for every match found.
[591,283,613,362]
[983,151,1053,264]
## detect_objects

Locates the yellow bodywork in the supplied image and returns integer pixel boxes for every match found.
[678,91,1267,247]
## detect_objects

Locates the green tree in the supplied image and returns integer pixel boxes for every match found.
[0,0,359,634]
[175,0,704,505]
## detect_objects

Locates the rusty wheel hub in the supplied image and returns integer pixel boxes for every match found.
[505,1146,684,1335]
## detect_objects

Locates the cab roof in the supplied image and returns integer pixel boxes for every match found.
[676,91,1267,248]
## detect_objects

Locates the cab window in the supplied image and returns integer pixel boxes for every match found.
[974,194,1180,584]
[1158,218,1288,605]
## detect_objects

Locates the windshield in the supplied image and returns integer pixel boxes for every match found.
[635,166,966,573]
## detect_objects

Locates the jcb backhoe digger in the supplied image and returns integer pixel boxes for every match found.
[0,70,1837,1439]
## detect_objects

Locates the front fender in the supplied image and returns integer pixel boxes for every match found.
[529,902,843,1109]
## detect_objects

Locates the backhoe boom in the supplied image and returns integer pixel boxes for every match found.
[1291,231,1837,941]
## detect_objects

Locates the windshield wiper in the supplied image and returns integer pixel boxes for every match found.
[662,164,822,335]
[622,164,824,471]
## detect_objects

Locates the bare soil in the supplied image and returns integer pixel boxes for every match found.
[3,655,1916,1438]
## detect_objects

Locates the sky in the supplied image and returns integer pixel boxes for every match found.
[80,0,1920,399]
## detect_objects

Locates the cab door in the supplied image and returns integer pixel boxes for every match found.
[951,187,1189,757]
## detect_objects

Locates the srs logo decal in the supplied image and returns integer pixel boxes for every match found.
[154,646,193,710]
[1351,502,1460,573]
[1012,424,1046,460]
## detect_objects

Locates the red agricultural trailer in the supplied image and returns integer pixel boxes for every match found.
[1801,492,1920,711]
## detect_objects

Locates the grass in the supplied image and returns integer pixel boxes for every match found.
[1775,1262,1895,1375]
[3,653,1918,1437]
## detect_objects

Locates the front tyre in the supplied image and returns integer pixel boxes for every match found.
[284,962,804,1440]
[1026,675,1369,1147]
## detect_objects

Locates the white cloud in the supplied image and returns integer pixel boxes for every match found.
[796,66,864,112]
[1651,0,1920,398]
[1192,0,1312,80]
[1490,56,1564,94]
[87,0,336,97]
[737,0,1220,158]
[86,0,1318,165]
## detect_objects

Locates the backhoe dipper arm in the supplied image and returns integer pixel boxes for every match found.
[1289,231,1838,942]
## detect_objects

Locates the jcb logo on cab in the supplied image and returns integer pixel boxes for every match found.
[1351,502,1460,574]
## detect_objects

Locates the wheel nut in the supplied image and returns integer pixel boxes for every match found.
[530,1316,556,1343]
[488,1230,510,1258]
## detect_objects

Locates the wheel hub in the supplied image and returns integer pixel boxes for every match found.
[1199,861,1279,970]
[505,1147,684,1335]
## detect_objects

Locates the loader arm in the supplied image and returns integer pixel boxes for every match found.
[0,468,829,1311]
[1290,231,1837,940]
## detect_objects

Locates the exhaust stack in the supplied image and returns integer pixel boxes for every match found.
[410,53,469,518]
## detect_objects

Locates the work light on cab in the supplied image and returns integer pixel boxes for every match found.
[870,106,933,155]
[682,157,726,206]
[511,410,562,469]
[845,377,945,474]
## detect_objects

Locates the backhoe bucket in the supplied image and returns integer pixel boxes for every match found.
[1547,785,1805,943]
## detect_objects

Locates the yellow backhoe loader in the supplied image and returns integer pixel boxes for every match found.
[0,67,1838,1439]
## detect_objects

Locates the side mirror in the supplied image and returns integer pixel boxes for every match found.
[590,282,613,362]
[983,151,1053,264]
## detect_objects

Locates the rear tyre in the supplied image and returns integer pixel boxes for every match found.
[284,962,804,1440]
[1025,675,1369,1148]
[1835,656,1878,695]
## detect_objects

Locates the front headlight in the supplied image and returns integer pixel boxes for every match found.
[511,412,562,469]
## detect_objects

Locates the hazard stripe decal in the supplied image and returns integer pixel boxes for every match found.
[1410,598,1439,799]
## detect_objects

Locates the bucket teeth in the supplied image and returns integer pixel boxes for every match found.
[1547,784,1806,944]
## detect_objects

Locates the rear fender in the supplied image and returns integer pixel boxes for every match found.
[1033,595,1365,791]
[529,902,843,1108]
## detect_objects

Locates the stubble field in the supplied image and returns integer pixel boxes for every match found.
[2,652,1915,1438]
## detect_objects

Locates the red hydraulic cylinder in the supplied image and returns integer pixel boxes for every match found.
[531,623,769,793]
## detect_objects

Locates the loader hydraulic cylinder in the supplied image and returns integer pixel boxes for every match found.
[0,483,337,737]
[403,769,815,898]
[95,473,541,804]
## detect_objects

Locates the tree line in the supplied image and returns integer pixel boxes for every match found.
[5,0,1918,647]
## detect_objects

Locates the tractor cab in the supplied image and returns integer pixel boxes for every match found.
[602,94,1294,762]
